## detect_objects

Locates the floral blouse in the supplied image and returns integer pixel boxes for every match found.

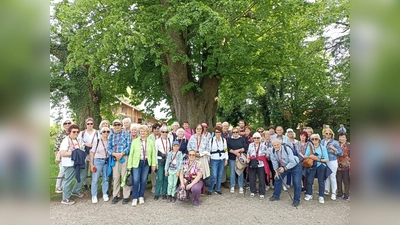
[181,159,203,182]
[187,134,209,154]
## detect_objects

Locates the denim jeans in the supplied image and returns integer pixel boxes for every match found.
[91,158,109,197]
[62,164,87,200]
[306,164,326,197]
[132,160,149,199]
[155,159,168,196]
[229,159,243,188]
[273,163,302,203]
[209,159,225,192]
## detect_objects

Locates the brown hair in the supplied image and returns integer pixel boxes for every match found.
[213,126,222,133]
[68,124,80,134]
[244,125,252,131]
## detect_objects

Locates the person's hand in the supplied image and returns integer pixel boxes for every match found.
[310,155,318,160]
[277,167,284,173]
[180,184,185,189]
[165,172,168,176]
[90,163,94,171]
[151,166,156,172]
[86,143,92,148]
[176,172,180,177]
[274,172,280,179]
[156,164,159,170]
[224,160,228,167]
[186,184,192,190]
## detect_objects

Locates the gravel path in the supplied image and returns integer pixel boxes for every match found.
[50,186,350,225]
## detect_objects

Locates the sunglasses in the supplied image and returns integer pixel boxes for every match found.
[311,138,319,141]
[215,131,221,133]
[325,133,332,135]
[87,123,93,125]
[71,131,79,134]
[232,131,238,134]
[63,122,71,125]
[188,154,196,156]
[253,137,260,139]
[114,124,122,126]
[257,130,263,133]
[102,131,110,133]
[161,131,168,133]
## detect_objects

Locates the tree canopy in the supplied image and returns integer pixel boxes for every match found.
[50,0,350,131]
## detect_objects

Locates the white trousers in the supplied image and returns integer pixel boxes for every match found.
[325,160,338,194]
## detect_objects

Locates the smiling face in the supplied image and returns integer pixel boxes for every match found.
[63,120,72,131]
[69,128,80,139]
[276,127,283,136]
[113,123,122,132]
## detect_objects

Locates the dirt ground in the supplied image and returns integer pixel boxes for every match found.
[50,185,350,225]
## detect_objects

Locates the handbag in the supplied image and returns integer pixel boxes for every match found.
[301,143,315,168]
[123,170,133,187]
[177,186,187,201]
[203,176,211,187]
[249,159,259,169]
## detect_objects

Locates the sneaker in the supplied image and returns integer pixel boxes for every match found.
[265,186,270,191]
[319,196,325,203]
[162,195,167,200]
[215,191,223,195]
[343,196,350,201]
[304,194,313,201]
[193,202,199,207]
[337,194,343,198]
[301,187,306,192]
[111,196,120,204]
[282,185,287,191]
[230,187,235,193]
[55,187,63,194]
[139,197,144,204]
[259,195,265,200]
[324,190,329,196]
[269,196,280,201]
[71,192,84,198]
[92,196,98,204]
[154,195,159,200]
[331,194,337,201]
[250,193,255,198]
[61,198,75,205]
[103,194,109,202]
[131,199,138,207]
[239,188,244,194]
[151,186,155,193]
[207,192,212,196]
[286,185,291,189]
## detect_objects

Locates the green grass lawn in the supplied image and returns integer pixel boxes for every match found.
[49,139,60,200]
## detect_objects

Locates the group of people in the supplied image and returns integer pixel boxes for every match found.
[53,118,350,207]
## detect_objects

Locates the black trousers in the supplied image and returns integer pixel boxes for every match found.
[337,169,350,197]
[249,166,266,195]
[267,160,275,186]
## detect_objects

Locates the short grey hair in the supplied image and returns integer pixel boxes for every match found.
[122,118,131,124]
[172,121,180,127]
[222,122,229,127]
[160,126,168,132]
[310,133,321,141]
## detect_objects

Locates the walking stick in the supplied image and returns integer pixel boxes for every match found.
[279,174,297,209]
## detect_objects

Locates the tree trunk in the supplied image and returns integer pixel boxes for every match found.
[162,29,221,131]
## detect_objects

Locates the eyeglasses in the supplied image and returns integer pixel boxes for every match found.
[161,131,168,133]
[311,138,319,141]
[232,131,238,134]
[102,131,110,133]
[325,133,332,135]
[71,131,79,134]
[114,124,122,126]
[215,131,221,133]
[188,154,196,156]
[87,123,93,125]
[253,137,260,139]
[63,122,71,125]
[257,130,263,133]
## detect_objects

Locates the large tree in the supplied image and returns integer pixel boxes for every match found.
[52,0,348,127]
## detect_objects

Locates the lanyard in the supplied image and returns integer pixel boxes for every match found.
[161,138,168,155]
[254,143,260,157]
[278,149,283,166]
[196,134,202,151]
[141,140,147,159]
[68,137,79,151]
[113,133,122,152]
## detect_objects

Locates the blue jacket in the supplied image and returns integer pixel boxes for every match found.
[321,138,343,161]
[71,149,87,183]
